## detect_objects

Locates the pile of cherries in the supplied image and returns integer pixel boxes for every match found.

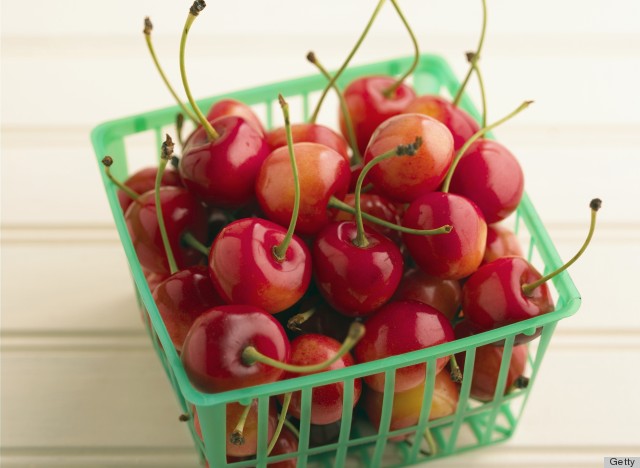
[102,1,600,464]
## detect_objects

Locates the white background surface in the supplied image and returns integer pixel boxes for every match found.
[2,0,640,466]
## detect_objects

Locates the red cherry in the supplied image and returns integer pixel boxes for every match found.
[180,115,270,207]
[363,369,459,441]
[332,193,402,242]
[462,256,554,332]
[363,113,454,203]
[354,301,454,393]
[448,139,525,223]
[263,425,299,467]
[340,76,416,155]
[124,186,208,275]
[266,123,350,163]
[393,268,462,321]
[404,95,480,151]
[312,222,404,317]
[255,142,350,235]
[483,224,523,264]
[402,192,487,280]
[181,305,290,393]
[117,167,182,213]
[208,218,311,314]
[278,334,362,425]
[152,265,223,352]
[206,98,265,136]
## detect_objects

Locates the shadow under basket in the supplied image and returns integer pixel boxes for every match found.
[91,54,581,467]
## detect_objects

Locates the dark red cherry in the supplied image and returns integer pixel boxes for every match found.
[255,142,350,235]
[404,94,480,151]
[393,268,462,321]
[354,300,454,393]
[312,221,404,317]
[206,98,265,136]
[266,123,350,163]
[152,265,223,352]
[339,76,416,155]
[208,218,312,314]
[363,113,454,203]
[402,192,487,280]
[118,167,182,213]
[124,186,208,275]
[181,305,290,393]
[448,139,525,223]
[278,334,362,425]
[180,115,270,207]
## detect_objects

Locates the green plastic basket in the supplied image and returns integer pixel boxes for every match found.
[91,54,581,467]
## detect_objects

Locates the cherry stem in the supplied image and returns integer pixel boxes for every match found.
[452,0,487,107]
[144,17,198,123]
[101,156,140,201]
[522,199,601,295]
[328,196,453,237]
[382,0,420,98]
[180,2,220,141]
[267,392,292,455]
[242,322,365,373]
[441,100,532,193]
[449,355,463,384]
[272,95,301,262]
[178,413,190,422]
[309,0,386,123]
[507,375,530,394]
[467,52,487,128]
[230,400,253,446]
[181,231,209,257]
[176,113,186,148]
[306,51,362,163]
[353,137,424,248]
[282,418,300,439]
[423,428,438,456]
[155,135,179,275]
[287,308,316,332]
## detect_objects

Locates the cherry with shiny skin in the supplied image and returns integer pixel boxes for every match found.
[255,142,350,235]
[312,221,403,317]
[332,193,402,242]
[181,305,291,393]
[207,98,266,136]
[393,268,462,321]
[448,139,525,224]
[402,192,487,280]
[404,95,480,151]
[354,300,455,393]
[152,265,223,352]
[278,333,362,425]
[124,186,208,275]
[208,217,311,314]
[340,76,416,156]
[180,115,270,207]
[266,123,350,163]
[117,166,182,213]
[483,224,523,264]
[363,113,454,203]
[363,369,459,441]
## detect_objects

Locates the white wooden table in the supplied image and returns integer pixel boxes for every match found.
[2,1,640,466]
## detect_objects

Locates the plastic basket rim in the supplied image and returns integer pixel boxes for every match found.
[90,53,581,408]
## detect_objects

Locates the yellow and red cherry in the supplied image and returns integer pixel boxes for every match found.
[363,369,459,441]
[266,123,350,163]
[152,265,223,352]
[363,113,454,203]
[448,139,525,224]
[354,301,455,393]
[278,333,362,425]
[404,95,480,151]
[483,224,523,264]
[393,268,462,321]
